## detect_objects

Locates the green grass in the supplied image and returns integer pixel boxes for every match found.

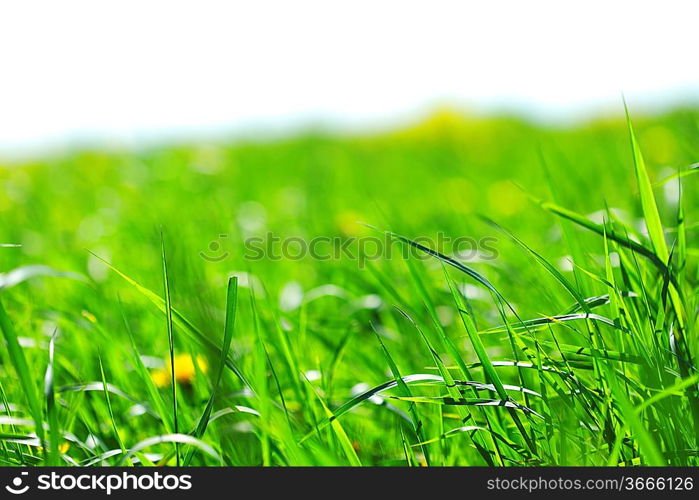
[0,107,697,466]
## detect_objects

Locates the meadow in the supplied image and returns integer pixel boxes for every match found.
[0,107,697,466]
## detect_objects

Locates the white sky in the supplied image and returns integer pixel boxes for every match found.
[1,1,698,154]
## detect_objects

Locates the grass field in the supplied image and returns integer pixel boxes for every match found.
[0,107,697,466]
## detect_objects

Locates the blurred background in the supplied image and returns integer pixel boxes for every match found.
[1,0,698,467]
[1,0,698,157]
[2,0,698,309]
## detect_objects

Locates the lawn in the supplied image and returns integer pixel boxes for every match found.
[0,107,697,466]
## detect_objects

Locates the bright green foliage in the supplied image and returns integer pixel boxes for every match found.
[0,108,697,465]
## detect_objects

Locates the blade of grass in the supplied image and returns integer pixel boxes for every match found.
[119,298,173,431]
[536,200,671,277]
[372,324,430,465]
[303,375,361,466]
[444,272,539,455]
[625,103,697,441]
[86,250,250,388]
[160,233,179,466]
[0,297,45,449]
[480,216,588,311]
[43,330,59,465]
[97,353,131,465]
[120,434,222,465]
[482,312,623,333]
[625,102,669,263]
[394,306,500,465]
[184,277,238,465]
[363,225,504,302]
[298,374,444,443]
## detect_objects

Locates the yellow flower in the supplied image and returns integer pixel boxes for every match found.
[151,354,207,387]
[38,442,70,454]
[81,310,97,323]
